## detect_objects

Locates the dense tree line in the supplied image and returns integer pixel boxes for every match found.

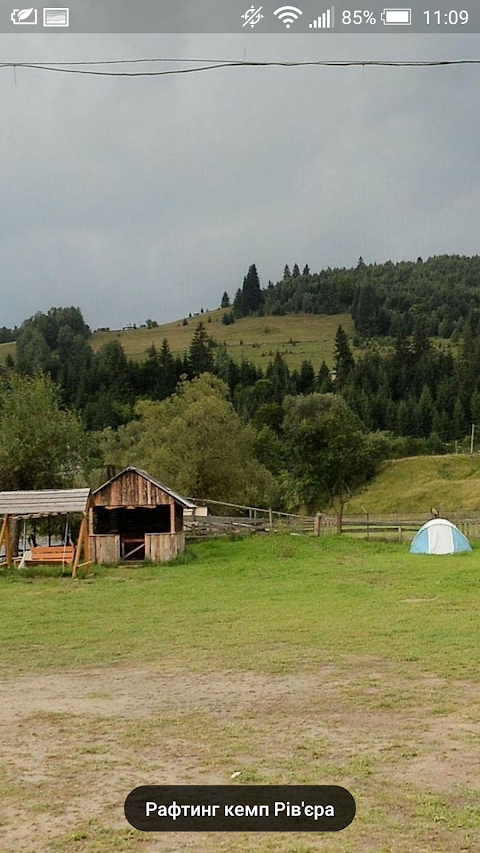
[7,302,480,455]
[0,326,18,344]
[5,249,480,514]
[222,255,480,340]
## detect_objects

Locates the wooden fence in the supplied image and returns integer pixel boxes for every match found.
[185,499,480,542]
[341,514,480,541]
[184,499,336,539]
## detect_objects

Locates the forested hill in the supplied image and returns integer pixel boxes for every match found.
[243,255,480,339]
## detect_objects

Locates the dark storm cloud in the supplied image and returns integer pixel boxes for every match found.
[1,32,480,329]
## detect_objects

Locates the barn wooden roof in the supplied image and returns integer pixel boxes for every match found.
[0,489,91,517]
[93,467,196,509]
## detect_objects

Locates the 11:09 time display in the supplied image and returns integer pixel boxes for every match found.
[424,10,469,24]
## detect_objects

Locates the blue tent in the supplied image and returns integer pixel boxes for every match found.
[410,518,472,555]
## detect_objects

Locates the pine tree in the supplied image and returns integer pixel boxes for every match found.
[242,264,263,313]
[297,360,315,395]
[283,265,291,280]
[453,398,466,438]
[334,325,355,382]
[221,291,230,308]
[303,264,310,276]
[189,322,214,376]
[266,353,291,403]
[396,399,415,436]
[417,385,434,438]
[412,317,431,359]
[316,361,331,393]
[292,263,300,278]
[233,287,245,318]
[354,283,379,338]
[159,338,177,398]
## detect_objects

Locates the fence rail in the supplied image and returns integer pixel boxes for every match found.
[341,517,480,541]
[184,513,328,539]
[185,499,480,542]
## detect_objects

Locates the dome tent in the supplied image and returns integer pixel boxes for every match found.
[410,518,472,555]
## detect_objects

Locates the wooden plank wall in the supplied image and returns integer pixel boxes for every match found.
[94,472,170,507]
[145,533,185,562]
[89,534,121,564]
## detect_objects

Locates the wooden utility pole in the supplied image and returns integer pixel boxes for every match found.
[470,423,475,458]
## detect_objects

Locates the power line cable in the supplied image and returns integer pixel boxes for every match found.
[1,58,480,77]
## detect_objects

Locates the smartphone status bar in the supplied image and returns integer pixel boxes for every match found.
[3,0,480,33]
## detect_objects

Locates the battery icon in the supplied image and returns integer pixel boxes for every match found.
[381,8,411,25]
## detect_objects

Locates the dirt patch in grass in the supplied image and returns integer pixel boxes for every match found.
[1,659,480,852]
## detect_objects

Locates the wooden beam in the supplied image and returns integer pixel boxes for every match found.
[170,500,175,534]
[5,516,11,566]
[72,515,87,578]
[123,542,144,560]
[0,515,7,555]
[83,514,90,563]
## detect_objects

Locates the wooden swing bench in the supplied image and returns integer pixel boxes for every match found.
[26,545,75,565]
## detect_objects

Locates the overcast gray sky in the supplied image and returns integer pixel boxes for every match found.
[1,32,480,329]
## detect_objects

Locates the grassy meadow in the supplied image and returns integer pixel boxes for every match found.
[348,454,480,516]
[1,534,480,852]
[0,311,354,370]
[91,310,355,369]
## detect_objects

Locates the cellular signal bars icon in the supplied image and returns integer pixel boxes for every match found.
[309,7,334,28]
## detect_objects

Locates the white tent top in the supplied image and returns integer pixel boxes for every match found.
[421,518,456,530]
[0,489,91,518]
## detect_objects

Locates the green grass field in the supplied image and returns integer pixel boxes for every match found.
[1,534,480,852]
[348,454,480,516]
[0,312,354,370]
[91,310,355,369]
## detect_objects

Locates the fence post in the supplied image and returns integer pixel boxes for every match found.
[366,513,370,542]
[314,513,323,537]
[269,508,273,532]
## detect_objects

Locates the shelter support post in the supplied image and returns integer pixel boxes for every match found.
[0,515,11,566]
[170,500,175,534]
[72,514,89,578]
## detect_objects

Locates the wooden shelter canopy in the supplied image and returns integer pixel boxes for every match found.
[0,489,91,518]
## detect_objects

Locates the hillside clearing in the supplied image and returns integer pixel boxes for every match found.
[1,535,480,852]
[0,312,354,370]
[348,454,480,516]
[91,310,355,368]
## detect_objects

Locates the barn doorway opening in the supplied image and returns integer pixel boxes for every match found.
[93,506,171,560]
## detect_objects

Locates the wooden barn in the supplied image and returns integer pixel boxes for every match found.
[89,467,196,564]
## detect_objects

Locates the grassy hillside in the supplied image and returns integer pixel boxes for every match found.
[348,454,480,516]
[0,311,354,369]
[91,310,354,368]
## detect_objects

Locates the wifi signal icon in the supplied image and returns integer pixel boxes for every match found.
[274,5,303,27]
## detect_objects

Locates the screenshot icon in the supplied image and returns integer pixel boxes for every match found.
[43,6,69,26]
